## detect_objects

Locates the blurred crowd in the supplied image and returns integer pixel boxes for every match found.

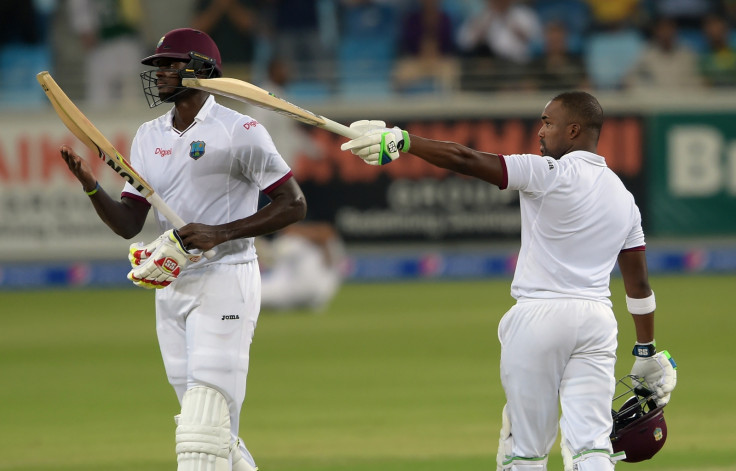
[2,0,736,106]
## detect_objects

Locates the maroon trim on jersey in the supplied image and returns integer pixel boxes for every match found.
[263,171,293,195]
[498,155,508,190]
[621,245,646,252]
[122,192,151,206]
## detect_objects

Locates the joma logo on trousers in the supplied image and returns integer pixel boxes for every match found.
[222,315,240,320]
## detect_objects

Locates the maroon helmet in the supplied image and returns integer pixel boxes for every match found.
[610,375,668,463]
[141,28,222,77]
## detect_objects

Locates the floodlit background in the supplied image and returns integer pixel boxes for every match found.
[1,1,735,470]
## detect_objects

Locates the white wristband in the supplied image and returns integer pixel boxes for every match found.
[626,291,656,315]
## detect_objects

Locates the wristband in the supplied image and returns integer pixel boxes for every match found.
[633,340,656,357]
[85,182,101,196]
[626,291,655,315]
[399,130,411,152]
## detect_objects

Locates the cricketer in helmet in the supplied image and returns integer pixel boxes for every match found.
[140,27,222,107]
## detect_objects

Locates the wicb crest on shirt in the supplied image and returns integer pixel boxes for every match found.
[189,141,206,160]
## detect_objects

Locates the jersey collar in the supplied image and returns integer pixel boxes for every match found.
[561,150,607,167]
[164,95,217,133]
[193,94,217,122]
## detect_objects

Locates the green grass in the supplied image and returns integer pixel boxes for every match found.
[1,275,735,470]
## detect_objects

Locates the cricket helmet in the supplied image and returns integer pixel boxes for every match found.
[141,28,222,77]
[610,375,668,463]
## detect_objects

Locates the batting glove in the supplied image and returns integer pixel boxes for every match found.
[127,229,202,289]
[630,348,677,407]
[128,232,168,268]
[340,120,410,166]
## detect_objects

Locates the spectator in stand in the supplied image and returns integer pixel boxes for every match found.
[191,0,259,80]
[625,16,705,91]
[524,21,588,91]
[699,13,736,87]
[456,0,542,90]
[68,0,145,106]
[262,0,331,84]
[0,2,43,47]
[393,0,459,94]
[645,0,716,30]
[584,0,643,30]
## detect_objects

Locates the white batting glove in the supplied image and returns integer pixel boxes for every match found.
[127,229,202,289]
[128,232,168,268]
[630,349,677,407]
[340,120,410,166]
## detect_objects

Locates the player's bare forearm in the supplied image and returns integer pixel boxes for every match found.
[407,135,505,186]
[177,177,307,251]
[618,250,655,343]
[60,146,148,239]
[88,193,150,239]
[617,250,652,298]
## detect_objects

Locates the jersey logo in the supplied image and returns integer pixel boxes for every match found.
[189,141,206,160]
[545,157,555,170]
[155,147,172,157]
[243,120,258,130]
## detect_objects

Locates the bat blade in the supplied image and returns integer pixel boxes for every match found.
[37,71,153,198]
[182,77,361,138]
[37,71,215,259]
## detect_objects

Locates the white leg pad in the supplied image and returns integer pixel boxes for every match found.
[176,386,232,471]
[497,404,513,471]
[572,450,621,471]
[497,404,548,470]
[560,433,573,471]
[231,439,258,471]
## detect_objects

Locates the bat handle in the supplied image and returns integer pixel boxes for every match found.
[320,117,363,139]
[147,193,216,259]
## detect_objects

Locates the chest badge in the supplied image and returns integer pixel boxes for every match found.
[189,141,206,160]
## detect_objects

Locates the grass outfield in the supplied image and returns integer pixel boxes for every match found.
[1,275,735,470]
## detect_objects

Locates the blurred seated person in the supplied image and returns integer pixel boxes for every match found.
[699,13,736,88]
[393,0,459,93]
[456,0,542,90]
[191,0,258,80]
[524,21,588,91]
[645,0,715,30]
[625,16,704,91]
[584,0,642,30]
[259,222,346,312]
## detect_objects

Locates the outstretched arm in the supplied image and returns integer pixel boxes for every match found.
[60,146,150,239]
[341,121,506,187]
[407,135,505,186]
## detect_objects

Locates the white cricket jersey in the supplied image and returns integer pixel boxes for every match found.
[501,151,645,305]
[122,95,291,266]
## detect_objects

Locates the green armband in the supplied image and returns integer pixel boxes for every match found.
[400,130,411,152]
[85,182,101,196]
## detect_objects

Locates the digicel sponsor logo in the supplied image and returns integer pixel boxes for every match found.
[155,147,172,157]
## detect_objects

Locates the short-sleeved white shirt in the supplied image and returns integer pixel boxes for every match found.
[501,151,645,305]
[122,95,291,266]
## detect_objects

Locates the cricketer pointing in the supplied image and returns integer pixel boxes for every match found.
[59,28,306,470]
[342,91,677,471]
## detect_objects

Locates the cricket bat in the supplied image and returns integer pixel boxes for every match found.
[36,71,215,259]
[181,77,362,139]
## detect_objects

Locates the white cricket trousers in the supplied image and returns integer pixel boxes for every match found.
[498,299,618,470]
[155,262,261,466]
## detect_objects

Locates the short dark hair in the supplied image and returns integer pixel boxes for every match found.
[552,91,603,137]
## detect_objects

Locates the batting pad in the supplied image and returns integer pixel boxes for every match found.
[176,386,232,471]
